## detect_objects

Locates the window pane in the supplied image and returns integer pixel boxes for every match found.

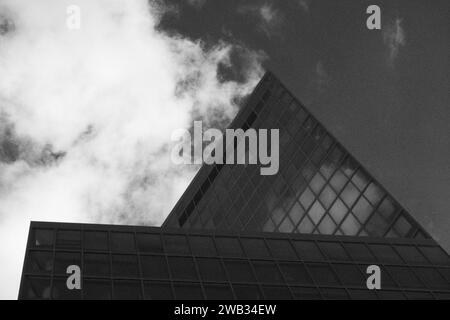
[419,246,450,265]
[369,244,403,264]
[189,236,217,257]
[317,242,350,261]
[204,284,233,300]
[163,235,190,255]
[173,283,203,300]
[395,246,429,265]
[253,261,284,284]
[364,182,384,206]
[112,255,139,277]
[197,258,227,282]
[307,263,339,286]
[140,256,169,279]
[344,243,376,262]
[56,230,81,249]
[54,252,81,275]
[84,253,110,277]
[412,267,448,290]
[233,285,262,299]
[84,231,108,251]
[348,289,378,300]
[26,251,53,274]
[215,237,244,257]
[340,182,359,207]
[113,280,142,300]
[21,276,51,299]
[224,260,256,283]
[320,288,349,300]
[241,238,271,259]
[52,278,81,300]
[110,232,135,252]
[168,257,198,280]
[266,239,297,260]
[333,264,365,286]
[262,286,292,300]
[279,262,313,285]
[386,266,424,289]
[291,287,321,300]
[32,229,54,248]
[292,241,324,261]
[84,279,111,300]
[144,281,173,300]
[136,233,163,254]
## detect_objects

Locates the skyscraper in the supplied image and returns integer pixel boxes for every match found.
[19,72,450,299]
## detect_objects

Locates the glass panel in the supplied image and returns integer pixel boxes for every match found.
[330,170,347,193]
[299,188,315,209]
[317,242,350,260]
[364,213,388,237]
[320,288,349,300]
[344,243,376,262]
[84,253,110,277]
[340,214,361,236]
[393,216,412,237]
[340,182,359,207]
[215,237,244,257]
[292,240,324,261]
[369,244,403,264]
[296,216,315,233]
[310,173,326,195]
[352,197,373,224]
[197,258,227,282]
[112,255,139,277]
[21,276,51,299]
[140,255,169,279]
[136,233,163,254]
[378,197,397,222]
[333,264,365,286]
[253,261,284,284]
[204,284,233,300]
[224,260,256,283]
[419,246,450,265]
[163,235,190,255]
[386,266,424,289]
[287,201,305,225]
[173,283,203,300]
[307,201,325,225]
[110,232,135,252]
[32,229,54,248]
[189,236,217,257]
[54,252,81,275]
[291,287,321,300]
[84,231,108,251]
[84,279,112,300]
[329,199,348,223]
[279,262,313,285]
[26,251,53,274]
[233,285,262,299]
[306,263,339,285]
[113,280,142,300]
[395,246,429,265]
[167,257,198,280]
[143,281,173,300]
[262,286,292,300]
[56,230,81,249]
[412,267,448,290]
[352,168,370,191]
[364,182,384,206]
[52,278,81,300]
[317,215,336,234]
[266,239,297,260]
[319,186,337,209]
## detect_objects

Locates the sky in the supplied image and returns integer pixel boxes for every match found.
[0,0,448,299]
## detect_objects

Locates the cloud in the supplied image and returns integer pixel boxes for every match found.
[0,0,264,299]
[383,17,406,67]
[237,3,283,38]
[296,0,310,13]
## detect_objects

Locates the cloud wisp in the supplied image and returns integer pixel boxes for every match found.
[237,2,283,38]
[0,0,264,299]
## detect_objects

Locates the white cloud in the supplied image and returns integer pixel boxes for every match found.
[383,17,406,67]
[0,0,264,299]
[237,3,283,38]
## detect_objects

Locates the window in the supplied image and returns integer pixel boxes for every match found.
[224,260,256,283]
[320,288,349,300]
[189,236,217,257]
[163,235,190,255]
[241,238,271,259]
[144,281,173,300]
[136,233,163,254]
[52,278,82,300]
[344,243,375,262]
[168,257,198,280]
[21,276,51,299]
[306,263,339,286]
[340,182,359,207]
[233,285,262,299]
[279,262,313,285]
[112,255,139,277]
[317,242,350,261]
[54,252,81,275]
[395,245,429,265]
[262,286,292,300]
[364,182,384,206]
[215,237,244,257]
[83,279,111,300]
[84,253,110,277]
[369,244,403,264]
[32,229,54,248]
[290,287,321,300]
[386,266,424,289]
[197,258,227,282]
[140,255,169,279]
[113,280,142,300]
[412,267,448,290]
[266,239,297,260]
[347,289,377,300]
[56,230,81,249]
[173,283,203,300]
[419,246,450,265]
[333,264,365,286]
[110,232,135,252]
[204,284,233,300]
[292,240,324,261]
[26,251,53,274]
[84,231,108,251]
[253,261,284,284]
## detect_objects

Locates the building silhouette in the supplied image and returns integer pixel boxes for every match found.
[19,72,450,299]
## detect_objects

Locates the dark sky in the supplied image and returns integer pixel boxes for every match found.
[158,0,450,252]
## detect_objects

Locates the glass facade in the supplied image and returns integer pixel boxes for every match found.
[19,222,450,300]
[164,72,429,239]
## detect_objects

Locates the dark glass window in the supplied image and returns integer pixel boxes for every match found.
[189,236,217,257]
[173,283,203,300]
[136,233,163,254]
[144,281,173,300]
[113,280,142,300]
[32,229,54,248]
[56,230,81,249]
[279,262,313,285]
[163,235,190,255]
[386,266,424,289]
[320,288,349,300]
[404,291,434,300]
[419,246,450,265]
[204,284,234,300]
[83,279,111,300]
[266,239,297,260]
[54,252,81,275]
[140,255,169,279]
[307,263,339,286]
[253,261,284,284]
[333,264,365,286]
[112,255,139,277]
[412,267,448,290]
[241,238,271,259]
[215,237,244,257]
[197,258,227,282]
[233,285,262,299]
[84,231,108,251]
[317,242,350,261]
[344,243,375,262]
[224,260,256,283]
[369,244,403,264]
[292,240,324,261]
[395,245,429,265]
[347,289,378,300]
[26,251,53,274]
[52,278,81,300]
[291,287,321,300]
[168,257,198,280]
[84,253,110,277]
[262,286,292,300]
[21,276,51,299]
[110,232,135,252]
